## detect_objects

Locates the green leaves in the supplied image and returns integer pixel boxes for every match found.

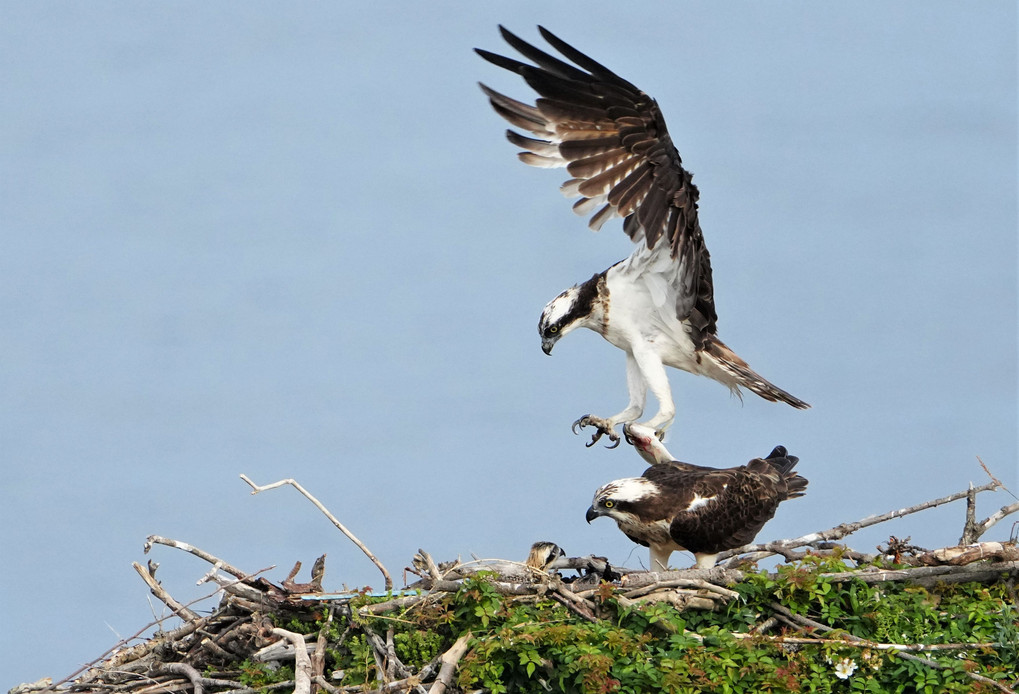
[253,559,1013,693]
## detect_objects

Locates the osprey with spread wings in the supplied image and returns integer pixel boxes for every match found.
[477,27,809,446]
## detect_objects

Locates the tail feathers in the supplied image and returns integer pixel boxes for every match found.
[704,337,811,409]
[753,445,808,499]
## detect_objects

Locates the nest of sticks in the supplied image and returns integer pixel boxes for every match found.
[15,468,1019,694]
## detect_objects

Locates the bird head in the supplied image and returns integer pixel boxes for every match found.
[586,478,656,523]
[525,541,566,571]
[538,286,586,355]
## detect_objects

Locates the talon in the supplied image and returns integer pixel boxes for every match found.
[573,415,620,448]
[655,429,666,442]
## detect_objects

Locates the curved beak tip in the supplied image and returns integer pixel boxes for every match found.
[541,341,553,356]
[585,506,598,524]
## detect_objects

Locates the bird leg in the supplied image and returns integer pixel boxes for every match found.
[623,423,676,465]
[631,349,675,437]
[572,354,649,448]
[572,415,620,448]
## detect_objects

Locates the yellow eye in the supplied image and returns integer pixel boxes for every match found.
[604,500,615,508]
[549,326,558,334]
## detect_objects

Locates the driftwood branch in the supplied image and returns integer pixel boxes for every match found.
[427,634,472,694]
[132,561,200,621]
[240,474,393,591]
[721,479,1004,562]
[145,536,252,580]
[272,629,312,694]
[976,501,1019,540]
[820,560,1019,587]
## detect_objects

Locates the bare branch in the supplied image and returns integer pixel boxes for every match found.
[272,629,312,694]
[618,567,745,589]
[721,480,1004,562]
[975,502,1019,540]
[145,536,251,580]
[48,565,274,690]
[622,578,740,601]
[427,634,472,694]
[132,561,200,622]
[152,664,242,694]
[240,474,393,591]
[819,561,1019,586]
[960,483,978,545]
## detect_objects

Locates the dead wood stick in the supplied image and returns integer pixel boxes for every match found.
[720,480,1004,562]
[50,564,272,690]
[272,629,312,694]
[618,568,744,589]
[549,587,599,623]
[976,501,1019,540]
[360,625,421,690]
[732,632,999,651]
[385,628,398,679]
[960,484,979,545]
[312,676,342,694]
[426,578,538,596]
[749,616,780,635]
[819,561,1019,584]
[145,536,251,580]
[427,634,472,694]
[768,603,1015,694]
[132,561,200,621]
[359,594,427,616]
[240,474,393,592]
[153,664,242,694]
[311,606,335,693]
[622,578,740,601]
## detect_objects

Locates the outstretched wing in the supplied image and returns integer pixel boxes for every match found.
[476,25,716,331]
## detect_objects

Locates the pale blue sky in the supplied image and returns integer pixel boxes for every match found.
[2,2,1016,685]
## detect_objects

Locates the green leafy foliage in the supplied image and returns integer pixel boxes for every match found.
[240,558,1017,693]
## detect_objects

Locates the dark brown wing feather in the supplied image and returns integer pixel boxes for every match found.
[642,447,807,554]
[476,26,717,333]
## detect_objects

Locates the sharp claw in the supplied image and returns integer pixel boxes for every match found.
[573,415,619,448]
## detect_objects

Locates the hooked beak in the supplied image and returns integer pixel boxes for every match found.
[541,337,557,355]
[585,506,600,524]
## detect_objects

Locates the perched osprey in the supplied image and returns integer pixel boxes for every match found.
[585,446,807,570]
[477,27,809,446]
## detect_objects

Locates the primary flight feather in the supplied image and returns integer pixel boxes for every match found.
[476,26,809,446]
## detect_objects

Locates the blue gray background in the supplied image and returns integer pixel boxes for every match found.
[2,2,1015,685]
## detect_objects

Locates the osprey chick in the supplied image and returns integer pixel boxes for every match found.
[477,27,809,446]
[586,446,807,570]
[524,541,566,572]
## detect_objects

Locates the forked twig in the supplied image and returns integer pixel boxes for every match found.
[132,561,200,621]
[240,474,393,591]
